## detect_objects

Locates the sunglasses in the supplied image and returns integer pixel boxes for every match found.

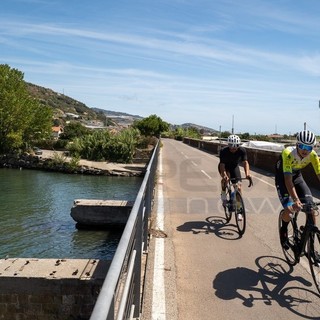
[228,144,239,148]
[297,143,313,151]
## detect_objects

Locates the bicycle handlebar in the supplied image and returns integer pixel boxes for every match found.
[228,177,253,188]
[300,201,320,213]
[238,177,253,187]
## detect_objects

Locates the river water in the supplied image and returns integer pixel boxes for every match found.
[0,168,142,260]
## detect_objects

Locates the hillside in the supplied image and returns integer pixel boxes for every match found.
[26,82,218,133]
[179,123,219,134]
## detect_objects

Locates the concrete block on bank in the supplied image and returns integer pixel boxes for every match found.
[70,199,134,226]
[0,258,110,319]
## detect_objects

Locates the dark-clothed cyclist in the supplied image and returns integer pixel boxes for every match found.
[218,134,251,220]
[276,130,320,249]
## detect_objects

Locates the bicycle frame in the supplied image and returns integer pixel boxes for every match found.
[223,177,253,236]
[279,201,320,294]
[225,177,252,202]
[292,204,319,260]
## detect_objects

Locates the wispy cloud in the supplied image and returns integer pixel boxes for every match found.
[1,0,320,133]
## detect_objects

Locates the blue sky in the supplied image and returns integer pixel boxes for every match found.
[1,0,320,134]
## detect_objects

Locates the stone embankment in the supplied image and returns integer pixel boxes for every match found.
[0,149,150,177]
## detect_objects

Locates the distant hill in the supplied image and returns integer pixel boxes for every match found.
[26,83,103,121]
[175,123,219,134]
[92,108,143,119]
[92,108,143,127]
[26,82,218,132]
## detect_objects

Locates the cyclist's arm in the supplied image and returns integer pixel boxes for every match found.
[310,151,320,176]
[242,160,250,178]
[284,174,302,210]
[218,162,228,180]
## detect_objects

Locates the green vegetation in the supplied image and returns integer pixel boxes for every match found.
[0,65,166,164]
[0,64,53,153]
[133,114,169,137]
[67,128,141,163]
[163,126,202,140]
[48,152,80,172]
[59,122,92,140]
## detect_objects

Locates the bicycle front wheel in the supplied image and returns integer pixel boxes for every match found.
[307,230,320,294]
[235,191,246,236]
[278,210,297,266]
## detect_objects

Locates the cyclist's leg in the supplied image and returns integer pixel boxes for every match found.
[294,174,313,204]
[218,163,230,204]
[230,166,243,220]
[275,165,294,248]
[230,166,241,192]
[294,176,314,224]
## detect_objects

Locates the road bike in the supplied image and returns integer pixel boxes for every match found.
[278,201,320,294]
[223,177,253,236]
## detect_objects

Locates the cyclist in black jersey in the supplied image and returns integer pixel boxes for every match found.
[218,135,251,220]
[275,130,320,249]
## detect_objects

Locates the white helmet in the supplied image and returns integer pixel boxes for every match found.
[296,130,316,146]
[227,134,241,147]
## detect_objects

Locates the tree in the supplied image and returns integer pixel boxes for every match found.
[133,114,169,137]
[0,64,53,153]
[59,121,91,140]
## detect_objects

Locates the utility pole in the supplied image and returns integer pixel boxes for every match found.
[232,115,234,134]
[219,125,222,152]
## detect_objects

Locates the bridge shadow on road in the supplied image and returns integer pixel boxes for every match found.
[212,255,320,319]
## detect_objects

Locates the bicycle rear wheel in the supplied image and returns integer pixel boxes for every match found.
[223,191,232,223]
[235,191,246,236]
[307,230,320,294]
[278,210,297,266]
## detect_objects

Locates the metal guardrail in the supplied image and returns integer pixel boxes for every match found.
[90,140,160,320]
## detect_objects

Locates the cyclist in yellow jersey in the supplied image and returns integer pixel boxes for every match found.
[275,130,320,249]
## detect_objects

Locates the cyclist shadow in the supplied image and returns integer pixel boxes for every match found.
[176,216,241,240]
[213,255,320,318]
[206,215,242,240]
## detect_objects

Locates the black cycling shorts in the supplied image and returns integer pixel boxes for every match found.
[218,163,241,183]
[275,158,313,208]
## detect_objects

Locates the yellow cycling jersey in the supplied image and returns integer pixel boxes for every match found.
[282,146,320,175]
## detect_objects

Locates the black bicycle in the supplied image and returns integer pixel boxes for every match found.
[278,202,320,294]
[223,177,253,236]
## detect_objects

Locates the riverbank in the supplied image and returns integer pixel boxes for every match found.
[0,149,148,177]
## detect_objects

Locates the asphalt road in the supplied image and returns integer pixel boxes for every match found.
[142,138,320,320]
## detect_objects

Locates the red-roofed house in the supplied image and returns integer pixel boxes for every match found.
[52,126,63,139]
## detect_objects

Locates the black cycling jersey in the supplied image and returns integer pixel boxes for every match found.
[219,146,247,169]
[218,146,247,182]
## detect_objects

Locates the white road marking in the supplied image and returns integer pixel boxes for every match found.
[152,149,166,320]
[201,170,212,179]
[191,161,198,166]
[252,174,275,188]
